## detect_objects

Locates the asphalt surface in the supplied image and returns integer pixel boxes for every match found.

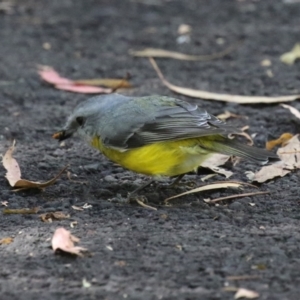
[1,1,300,299]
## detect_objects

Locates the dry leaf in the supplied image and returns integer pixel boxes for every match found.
[216,110,247,121]
[2,141,67,191]
[280,43,300,65]
[38,66,112,94]
[149,58,300,104]
[130,42,239,61]
[252,135,300,183]
[74,78,132,89]
[201,154,233,178]
[266,133,293,150]
[40,212,70,222]
[0,237,14,245]
[51,227,87,256]
[281,104,300,119]
[3,207,39,214]
[229,126,254,146]
[72,205,84,211]
[54,84,111,94]
[164,181,251,202]
[234,288,259,299]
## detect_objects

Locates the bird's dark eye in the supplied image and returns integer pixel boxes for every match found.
[76,116,85,126]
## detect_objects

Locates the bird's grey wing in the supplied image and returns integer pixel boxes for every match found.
[102,98,238,150]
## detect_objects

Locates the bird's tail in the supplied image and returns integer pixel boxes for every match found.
[200,136,279,165]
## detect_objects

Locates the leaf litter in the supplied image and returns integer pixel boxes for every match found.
[40,212,70,223]
[266,132,293,150]
[51,227,88,257]
[0,237,14,245]
[201,154,233,178]
[149,58,300,104]
[216,110,248,121]
[234,288,259,299]
[38,66,132,94]
[248,134,300,183]
[3,207,40,214]
[2,141,67,191]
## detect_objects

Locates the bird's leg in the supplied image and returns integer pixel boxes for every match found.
[128,179,154,197]
[127,179,158,210]
[161,174,196,190]
[168,174,185,188]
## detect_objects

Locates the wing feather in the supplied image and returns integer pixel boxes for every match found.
[102,97,239,149]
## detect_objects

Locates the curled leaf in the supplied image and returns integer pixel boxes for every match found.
[38,66,113,94]
[2,141,67,191]
[201,154,233,178]
[252,135,300,182]
[234,288,259,299]
[51,227,88,257]
[266,133,293,150]
[40,212,70,223]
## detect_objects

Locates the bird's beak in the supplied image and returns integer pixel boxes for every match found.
[52,128,74,141]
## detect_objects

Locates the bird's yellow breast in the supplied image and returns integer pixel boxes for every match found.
[90,136,212,177]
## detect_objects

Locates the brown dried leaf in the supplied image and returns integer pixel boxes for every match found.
[38,66,112,94]
[2,141,67,190]
[149,58,300,104]
[266,133,293,150]
[51,227,87,256]
[252,135,300,183]
[40,212,70,223]
[0,237,14,245]
[74,78,132,89]
[234,288,259,299]
[3,207,39,214]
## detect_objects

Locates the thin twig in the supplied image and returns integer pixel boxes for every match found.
[136,199,157,210]
[208,191,270,203]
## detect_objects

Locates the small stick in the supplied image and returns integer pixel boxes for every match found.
[208,191,270,203]
[136,199,157,211]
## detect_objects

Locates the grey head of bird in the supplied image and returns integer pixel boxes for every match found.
[53,94,129,142]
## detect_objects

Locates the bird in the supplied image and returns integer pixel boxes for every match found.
[53,94,278,195]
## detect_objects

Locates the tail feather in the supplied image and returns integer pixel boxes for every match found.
[202,138,279,165]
